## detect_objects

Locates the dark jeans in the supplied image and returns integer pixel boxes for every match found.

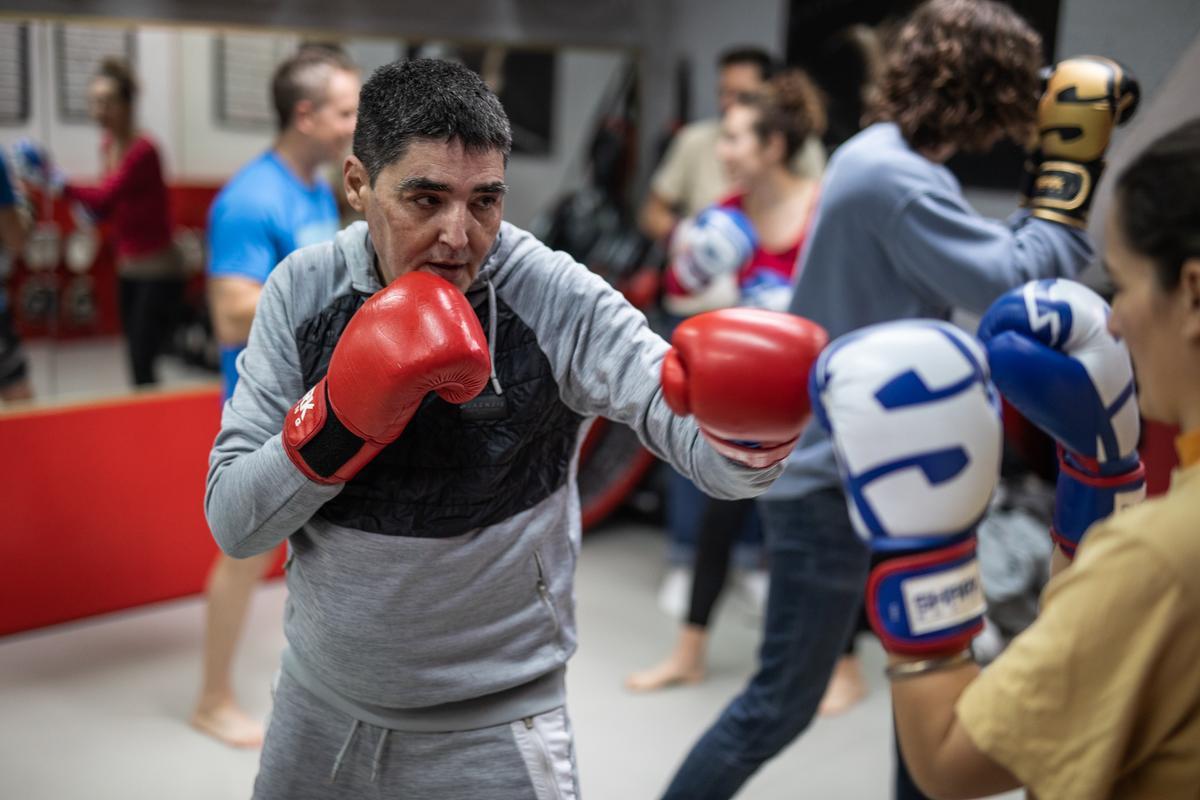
[687,498,756,628]
[661,487,870,799]
[118,276,184,386]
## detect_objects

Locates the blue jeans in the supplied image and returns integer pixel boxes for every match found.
[661,487,870,800]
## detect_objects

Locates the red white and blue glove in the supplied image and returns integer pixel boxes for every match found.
[978,279,1145,558]
[12,139,66,195]
[665,205,757,296]
[811,320,1002,655]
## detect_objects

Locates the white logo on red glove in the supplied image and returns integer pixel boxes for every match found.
[293,386,316,427]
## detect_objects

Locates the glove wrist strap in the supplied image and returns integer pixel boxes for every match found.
[1052,447,1146,558]
[283,379,370,484]
[866,537,985,656]
[1029,159,1105,228]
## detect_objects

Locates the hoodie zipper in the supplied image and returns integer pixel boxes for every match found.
[523,715,566,800]
[533,550,561,635]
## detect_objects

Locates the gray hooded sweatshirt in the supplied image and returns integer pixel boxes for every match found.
[205,220,778,730]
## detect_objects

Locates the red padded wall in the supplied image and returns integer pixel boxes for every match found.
[0,387,281,637]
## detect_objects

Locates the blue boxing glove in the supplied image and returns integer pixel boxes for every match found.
[13,139,65,195]
[666,205,757,295]
[979,279,1145,558]
[812,320,1002,656]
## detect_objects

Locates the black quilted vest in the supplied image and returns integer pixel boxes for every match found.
[295,285,584,537]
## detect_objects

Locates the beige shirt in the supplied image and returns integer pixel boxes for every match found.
[957,449,1200,799]
[650,119,825,218]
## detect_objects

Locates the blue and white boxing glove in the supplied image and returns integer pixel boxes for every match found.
[978,279,1145,558]
[812,320,1002,656]
[12,139,65,195]
[667,205,757,295]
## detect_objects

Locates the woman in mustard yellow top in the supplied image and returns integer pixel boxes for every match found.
[885,118,1200,799]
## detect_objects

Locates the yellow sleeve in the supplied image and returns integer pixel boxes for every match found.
[955,528,1188,799]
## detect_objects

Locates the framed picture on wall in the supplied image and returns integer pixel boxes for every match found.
[213,31,301,130]
[55,23,136,123]
[0,22,30,124]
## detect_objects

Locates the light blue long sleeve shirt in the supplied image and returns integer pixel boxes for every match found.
[767,122,1093,500]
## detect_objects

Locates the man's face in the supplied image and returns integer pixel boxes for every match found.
[345,138,506,292]
[298,69,361,163]
[717,62,765,116]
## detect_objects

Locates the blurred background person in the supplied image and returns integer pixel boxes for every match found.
[16,58,181,388]
[627,68,826,692]
[659,1,1131,796]
[640,46,824,241]
[640,45,827,626]
[193,44,359,749]
[0,148,32,402]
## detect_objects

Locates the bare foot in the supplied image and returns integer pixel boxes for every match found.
[191,698,265,748]
[818,656,868,717]
[625,658,705,692]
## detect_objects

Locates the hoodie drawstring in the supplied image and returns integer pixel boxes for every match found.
[329,719,361,783]
[371,728,389,783]
[328,721,391,784]
[486,279,504,396]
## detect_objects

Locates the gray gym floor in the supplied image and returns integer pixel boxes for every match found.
[0,526,883,799]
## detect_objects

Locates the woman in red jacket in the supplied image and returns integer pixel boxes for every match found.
[67,58,182,386]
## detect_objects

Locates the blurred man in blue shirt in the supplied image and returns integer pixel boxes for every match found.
[194,44,359,749]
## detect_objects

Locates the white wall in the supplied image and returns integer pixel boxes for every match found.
[505,48,626,228]
[0,20,629,229]
[0,22,277,182]
[668,0,786,122]
[634,0,786,190]
[174,28,278,181]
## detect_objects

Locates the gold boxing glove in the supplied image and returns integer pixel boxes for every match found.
[1029,56,1139,227]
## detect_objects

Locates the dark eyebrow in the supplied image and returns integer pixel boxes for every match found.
[394,178,508,195]
[396,177,451,193]
[475,182,508,195]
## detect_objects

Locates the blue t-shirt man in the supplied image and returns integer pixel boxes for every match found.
[207,150,339,398]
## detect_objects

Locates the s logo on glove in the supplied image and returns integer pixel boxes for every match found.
[979,279,1138,464]
[979,279,1145,556]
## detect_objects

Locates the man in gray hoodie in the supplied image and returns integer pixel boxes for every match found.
[206,58,822,799]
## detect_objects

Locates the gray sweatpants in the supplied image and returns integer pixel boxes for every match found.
[253,669,579,800]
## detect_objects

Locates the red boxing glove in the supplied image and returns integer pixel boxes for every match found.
[662,308,828,468]
[284,272,492,484]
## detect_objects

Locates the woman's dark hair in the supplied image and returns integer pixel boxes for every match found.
[739,68,827,165]
[1115,118,1200,290]
[865,0,1043,153]
[96,57,137,105]
[353,59,512,185]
